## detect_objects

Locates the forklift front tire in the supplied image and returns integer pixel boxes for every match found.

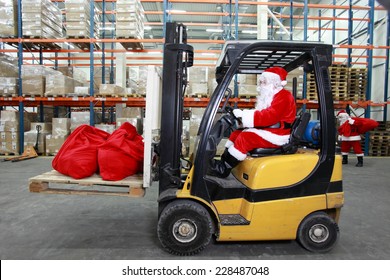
[297,211,340,253]
[157,199,215,255]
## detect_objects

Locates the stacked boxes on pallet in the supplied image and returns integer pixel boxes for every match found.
[45,73,84,97]
[116,107,143,134]
[0,53,18,97]
[22,0,63,38]
[116,0,144,39]
[65,0,99,38]
[188,67,208,97]
[24,122,52,154]
[98,84,125,97]
[21,65,55,97]
[0,0,17,37]
[237,74,258,97]
[128,66,149,96]
[70,111,90,132]
[46,118,71,155]
[0,111,31,155]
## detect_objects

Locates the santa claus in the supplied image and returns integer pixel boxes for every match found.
[337,110,378,167]
[209,66,296,178]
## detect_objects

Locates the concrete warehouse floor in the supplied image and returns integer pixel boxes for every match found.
[0,156,389,260]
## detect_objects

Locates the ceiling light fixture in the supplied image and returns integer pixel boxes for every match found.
[242,30,257,34]
[206,28,223,33]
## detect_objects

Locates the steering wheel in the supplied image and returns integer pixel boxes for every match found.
[224,105,242,126]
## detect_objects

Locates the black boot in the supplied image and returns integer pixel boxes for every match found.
[356,156,363,167]
[208,150,240,178]
[342,155,348,164]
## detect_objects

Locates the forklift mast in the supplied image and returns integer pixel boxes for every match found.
[158,22,193,195]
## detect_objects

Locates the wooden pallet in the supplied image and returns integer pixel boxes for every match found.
[29,170,145,198]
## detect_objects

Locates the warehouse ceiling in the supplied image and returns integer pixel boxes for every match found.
[52,0,323,52]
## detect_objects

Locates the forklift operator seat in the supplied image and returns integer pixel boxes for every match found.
[248,112,311,157]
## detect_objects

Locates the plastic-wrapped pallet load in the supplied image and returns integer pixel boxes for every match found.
[98,84,125,97]
[21,0,63,38]
[46,118,71,156]
[0,77,18,96]
[116,0,145,50]
[0,52,17,96]
[65,0,100,39]
[24,122,52,154]
[0,0,17,37]
[0,110,31,155]
[21,65,54,97]
[70,111,90,132]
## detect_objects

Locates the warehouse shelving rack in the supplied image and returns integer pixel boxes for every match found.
[0,0,389,155]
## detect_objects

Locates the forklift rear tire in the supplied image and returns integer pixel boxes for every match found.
[297,211,339,253]
[157,199,215,255]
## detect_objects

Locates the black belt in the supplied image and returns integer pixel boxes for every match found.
[256,122,292,129]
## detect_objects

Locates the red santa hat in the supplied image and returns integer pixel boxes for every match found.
[263,67,288,86]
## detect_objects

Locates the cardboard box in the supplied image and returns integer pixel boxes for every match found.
[70,111,90,131]
[0,53,18,77]
[45,74,75,96]
[98,84,125,96]
[30,122,52,133]
[45,135,67,155]
[74,86,89,96]
[116,117,143,134]
[0,139,19,155]
[22,75,45,96]
[52,118,71,137]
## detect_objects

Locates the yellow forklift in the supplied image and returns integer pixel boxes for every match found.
[156,23,344,255]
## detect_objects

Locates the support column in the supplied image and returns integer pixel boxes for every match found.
[115,50,127,88]
[257,0,268,39]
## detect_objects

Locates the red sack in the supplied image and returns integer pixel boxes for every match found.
[98,122,144,181]
[52,125,110,179]
[352,117,379,134]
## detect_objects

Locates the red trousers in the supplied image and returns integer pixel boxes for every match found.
[228,130,278,154]
[340,140,363,156]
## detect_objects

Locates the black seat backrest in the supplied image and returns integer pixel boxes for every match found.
[248,112,311,157]
[281,112,311,154]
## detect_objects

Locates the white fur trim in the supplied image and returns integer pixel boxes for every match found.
[341,152,349,155]
[348,118,355,125]
[281,80,287,86]
[356,153,364,157]
[225,139,234,148]
[341,135,361,141]
[261,71,280,82]
[228,145,247,161]
[245,128,290,146]
[241,109,255,128]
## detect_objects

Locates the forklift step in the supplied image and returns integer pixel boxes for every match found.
[29,170,145,198]
[219,214,250,226]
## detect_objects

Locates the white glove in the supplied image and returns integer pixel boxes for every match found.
[233,109,243,118]
[348,118,355,125]
[338,135,342,141]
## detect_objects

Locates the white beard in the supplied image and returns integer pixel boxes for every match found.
[255,84,276,111]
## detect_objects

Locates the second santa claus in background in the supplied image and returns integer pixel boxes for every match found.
[337,110,378,167]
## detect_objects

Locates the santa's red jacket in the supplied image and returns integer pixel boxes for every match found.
[338,117,379,141]
[240,88,296,146]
